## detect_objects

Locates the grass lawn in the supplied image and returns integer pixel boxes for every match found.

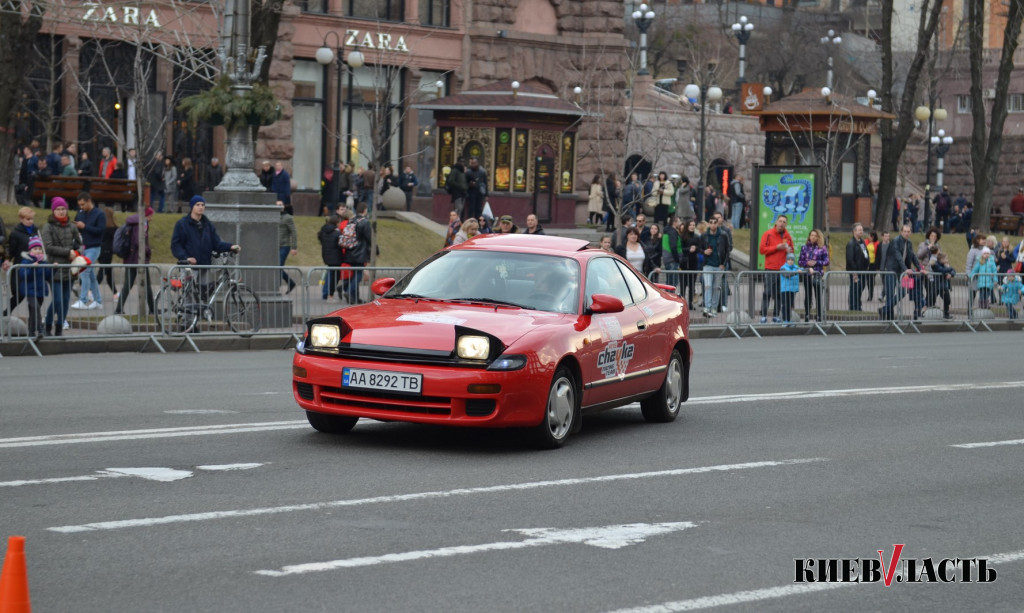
[1,202,442,268]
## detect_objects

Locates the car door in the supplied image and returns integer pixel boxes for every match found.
[577,257,650,406]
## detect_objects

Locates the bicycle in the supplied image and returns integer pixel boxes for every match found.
[155,252,261,335]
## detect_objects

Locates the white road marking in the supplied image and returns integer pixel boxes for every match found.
[0,421,308,449]
[605,548,1024,612]
[196,463,263,471]
[47,458,826,534]
[950,438,1024,449]
[255,522,697,577]
[0,463,263,488]
[4,381,1020,450]
[687,381,1024,405]
[165,410,239,415]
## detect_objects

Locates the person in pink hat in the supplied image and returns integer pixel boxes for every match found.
[40,197,84,336]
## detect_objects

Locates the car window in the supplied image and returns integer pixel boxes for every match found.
[387,250,580,313]
[585,257,633,307]
[615,260,648,303]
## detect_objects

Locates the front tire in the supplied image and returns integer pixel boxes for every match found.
[641,350,684,423]
[306,411,358,434]
[529,366,578,449]
[223,285,261,334]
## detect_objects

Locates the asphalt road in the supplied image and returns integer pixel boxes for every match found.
[2,334,1023,612]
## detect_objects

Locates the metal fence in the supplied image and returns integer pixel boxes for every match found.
[2,260,1021,352]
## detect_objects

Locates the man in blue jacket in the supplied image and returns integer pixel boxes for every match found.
[171,195,240,266]
[72,192,106,310]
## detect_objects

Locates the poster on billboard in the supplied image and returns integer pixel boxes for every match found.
[750,166,824,270]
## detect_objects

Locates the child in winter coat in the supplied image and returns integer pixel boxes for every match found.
[971,247,998,309]
[16,236,52,338]
[779,252,802,324]
[1000,274,1023,320]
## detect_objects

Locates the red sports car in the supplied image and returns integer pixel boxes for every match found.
[292,233,692,448]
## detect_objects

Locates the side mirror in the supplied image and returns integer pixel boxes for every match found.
[587,293,624,314]
[654,283,677,293]
[370,277,396,296]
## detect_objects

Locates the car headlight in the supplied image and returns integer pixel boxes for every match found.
[310,324,341,348]
[487,354,527,371]
[457,335,490,359]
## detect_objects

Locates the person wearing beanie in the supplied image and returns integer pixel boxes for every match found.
[972,244,998,309]
[17,235,52,338]
[115,207,157,315]
[40,196,84,336]
[171,194,239,267]
[2,207,42,317]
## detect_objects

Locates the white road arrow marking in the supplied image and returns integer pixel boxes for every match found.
[254,522,697,577]
[0,463,262,488]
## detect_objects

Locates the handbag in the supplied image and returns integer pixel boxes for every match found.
[1014,261,1023,274]
[900,275,915,290]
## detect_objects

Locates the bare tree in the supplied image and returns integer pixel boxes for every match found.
[966,0,1024,229]
[0,0,45,203]
[872,0,945,231]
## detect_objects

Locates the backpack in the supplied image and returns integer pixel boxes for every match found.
[113,224,132,259]
[339,220,359,250]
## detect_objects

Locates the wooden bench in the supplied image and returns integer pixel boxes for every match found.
[990,214,1023,235]
[30,176,138,207]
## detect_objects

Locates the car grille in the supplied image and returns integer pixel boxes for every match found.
[319,384,452,415]
[295,382,314,400]
[465,399,496,417]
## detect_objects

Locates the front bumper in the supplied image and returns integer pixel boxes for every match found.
[292,353,551,428]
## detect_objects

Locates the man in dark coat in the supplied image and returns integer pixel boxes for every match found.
[880,223,923,320]
[463,157,488,222]
[318,214,344,299]
[845,223,869,311]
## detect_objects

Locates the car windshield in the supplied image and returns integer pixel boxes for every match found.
[387,250,581,313]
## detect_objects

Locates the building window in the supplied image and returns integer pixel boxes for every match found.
[348,0,403,21]
[296,0,327,13]
[419,0,449,26]
[957,95,972,114]
[1009,94,1024,113]
[293,60,326,191]
[346,65,403,168]
[414,71,447,194]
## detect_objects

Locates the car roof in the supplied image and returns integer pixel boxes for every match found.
[455,233,592,254]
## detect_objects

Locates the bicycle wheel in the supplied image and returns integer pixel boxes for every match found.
[223,284,261,334]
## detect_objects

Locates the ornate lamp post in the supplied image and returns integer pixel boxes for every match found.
[932,129,953,197]
[682,62,724,209]
[821,29,842,90]
[914,103,947,229]
[632,3,656,76]
[731,16,754,90]
[316,35,364,211]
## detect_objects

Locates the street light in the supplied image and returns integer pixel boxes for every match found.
[682,62,724,217]
[932,129,953,202]
[821,29,841,90]
[316,33,364,212]
[731,15,754,90]
[914,103,947,229]
[631,3,656,76]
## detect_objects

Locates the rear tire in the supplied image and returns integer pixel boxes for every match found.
[529,366,578,449]
[641,350,684,423]
[306,411,358,434]
[224,285,261,334]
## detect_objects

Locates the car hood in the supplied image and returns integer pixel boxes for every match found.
[334,299,571,351]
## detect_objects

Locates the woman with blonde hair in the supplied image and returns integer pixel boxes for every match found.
[798,228,829,321]
[452,218,480,245]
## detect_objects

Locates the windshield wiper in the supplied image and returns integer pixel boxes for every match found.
[390,293,433,300]
[450,297,534,309]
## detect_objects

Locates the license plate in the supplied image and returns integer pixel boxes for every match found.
[342,367,422,395]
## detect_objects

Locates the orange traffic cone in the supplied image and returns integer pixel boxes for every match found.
[0,536,31,613]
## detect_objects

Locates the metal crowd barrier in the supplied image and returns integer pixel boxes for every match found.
[3,260,1021,353]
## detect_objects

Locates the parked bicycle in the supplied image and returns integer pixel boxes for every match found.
[155,252,261,334]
